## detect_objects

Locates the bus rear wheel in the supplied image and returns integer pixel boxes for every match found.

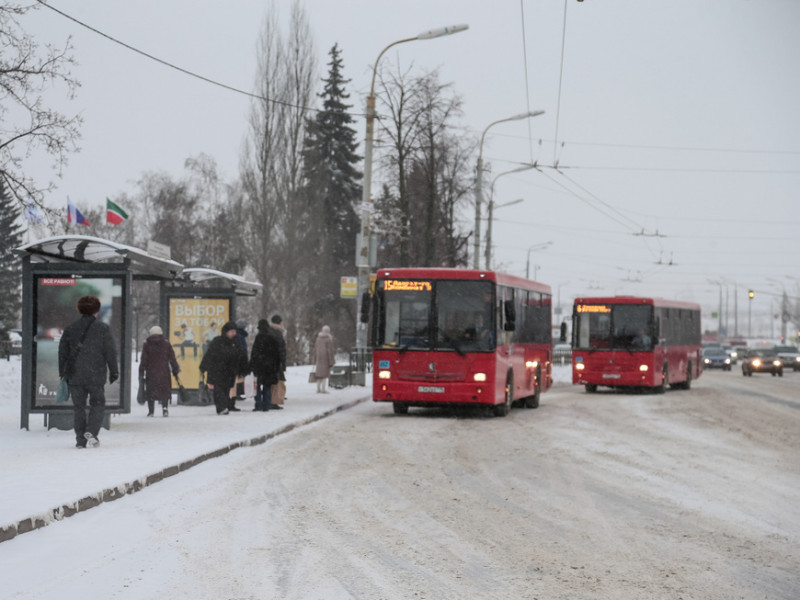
[585,384,597,393]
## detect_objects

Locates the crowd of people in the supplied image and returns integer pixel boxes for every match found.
[59,295,340,448]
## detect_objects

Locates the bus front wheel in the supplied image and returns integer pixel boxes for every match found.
[524,367,541,408]
[494,373,513,417]
[585,384,597,393]
[392,402,408,415]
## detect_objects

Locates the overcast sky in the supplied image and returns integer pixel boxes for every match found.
[24,0,800,336]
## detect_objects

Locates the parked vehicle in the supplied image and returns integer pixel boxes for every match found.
[741,349,783,377]
[703,346,732,371]
[773,345,800,372]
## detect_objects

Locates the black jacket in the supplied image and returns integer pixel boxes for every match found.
[249,320,281,385]
[58,315,119,386]
[199,334,241,388]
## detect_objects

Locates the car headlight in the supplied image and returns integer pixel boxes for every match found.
[704,358,710,364]
[724,358,730,364]
[773,360,782,367]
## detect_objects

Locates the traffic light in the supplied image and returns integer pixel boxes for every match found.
[748,289,754,299]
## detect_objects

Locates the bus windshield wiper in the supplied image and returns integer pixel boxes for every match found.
[435,327,466,357]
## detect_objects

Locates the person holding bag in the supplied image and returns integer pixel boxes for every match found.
[139,325,180,417]
[58,296,119,448]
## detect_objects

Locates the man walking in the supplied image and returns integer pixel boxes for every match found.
[58,296,119,448]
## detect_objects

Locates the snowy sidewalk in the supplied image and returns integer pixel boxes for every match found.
[0,358,371,543]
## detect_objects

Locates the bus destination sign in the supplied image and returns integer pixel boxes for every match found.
[576,304,611,314]
[384,280,433,292]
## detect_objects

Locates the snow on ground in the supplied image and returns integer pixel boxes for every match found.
[0,354,573,541]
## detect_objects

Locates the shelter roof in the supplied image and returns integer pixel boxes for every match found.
[15,235,184,280]
[175,267,262,296]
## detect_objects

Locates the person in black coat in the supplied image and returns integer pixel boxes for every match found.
[249,319,281,411]
[233,319,249,401]
[58,296,119,448]
[199,321,240,415]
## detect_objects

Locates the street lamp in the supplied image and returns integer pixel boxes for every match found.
[748,289,755,338]
[355,24,468,351]
[484,164,538,269]
[473,110,544,269]
[525,242,553,279]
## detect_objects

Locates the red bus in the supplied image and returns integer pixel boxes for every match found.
[571,296,702,393]
[371,268,553,416]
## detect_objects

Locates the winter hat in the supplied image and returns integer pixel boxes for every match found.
[236,318,247,329]
[257,319,270,331]
[221,321,237,335]
[149,325,163,336]
[77,296,101,315]
[270,314,282,324]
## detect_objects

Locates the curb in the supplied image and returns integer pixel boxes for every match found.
[0,395,369,544]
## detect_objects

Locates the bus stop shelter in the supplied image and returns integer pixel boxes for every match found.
[16,235,184,430]
[161,267,262,404]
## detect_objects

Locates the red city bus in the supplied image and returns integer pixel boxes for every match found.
[371,268,552,416]
[572,296,702,393]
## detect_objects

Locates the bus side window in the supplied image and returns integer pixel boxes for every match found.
[503,299,516,331]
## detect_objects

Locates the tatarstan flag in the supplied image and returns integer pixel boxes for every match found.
[106,198,129,225]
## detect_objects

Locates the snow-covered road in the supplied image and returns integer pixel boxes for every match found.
[1,366,798,599]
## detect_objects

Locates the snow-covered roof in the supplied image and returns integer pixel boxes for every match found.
[175,267,262,296]
[15,235,184,280]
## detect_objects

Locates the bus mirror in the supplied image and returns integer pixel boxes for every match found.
[560,322,567,342]
[360,292,370,324]
[503,300,516,331]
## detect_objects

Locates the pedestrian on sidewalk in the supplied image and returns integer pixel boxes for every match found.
[139,325,180,417]
[269,314,287,409]
[249,319,281,411]
[314,325,335,394]
[232,319,249,404]
[199,321,240,415]
[58,296,119,448]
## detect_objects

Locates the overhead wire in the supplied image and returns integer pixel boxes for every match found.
[519,0,535,162]
[36,0,330,116]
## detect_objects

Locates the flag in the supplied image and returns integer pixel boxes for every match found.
[106,198,128,225]
[24,199,45,224]
[67,197,90,226]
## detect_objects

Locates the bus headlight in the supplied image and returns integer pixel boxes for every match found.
[378,370,391,380]
[525,360,539,369]
[639,364,649,372]
[473,372,487,382]
[575,363,585,371]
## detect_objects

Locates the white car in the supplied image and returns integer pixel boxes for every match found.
[773,345,800,372]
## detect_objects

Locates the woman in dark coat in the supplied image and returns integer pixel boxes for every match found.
[199,321,241,415]
[249,319,281,411]
[139,326,180,417]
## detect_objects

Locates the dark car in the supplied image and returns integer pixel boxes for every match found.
[741,349,783,377]
[773,345,800,372]
[703,346,731,371]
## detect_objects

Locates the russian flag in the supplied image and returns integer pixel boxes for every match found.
[67,197,90,226]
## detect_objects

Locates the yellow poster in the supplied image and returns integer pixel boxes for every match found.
[168,297,230,389]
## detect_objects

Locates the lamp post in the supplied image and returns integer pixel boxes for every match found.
[748,289,754,338]
[484,163,539,270]
[473,110,544,269]
[355,24,468,351]
[525,242,553,279]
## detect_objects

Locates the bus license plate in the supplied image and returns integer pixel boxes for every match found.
[418,386,445,393]
[602,374,621,379]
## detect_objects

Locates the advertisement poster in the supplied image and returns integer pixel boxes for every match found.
[34,276,124,409]
[168,297,230,389]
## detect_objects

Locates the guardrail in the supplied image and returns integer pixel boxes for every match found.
[553,346,572,366]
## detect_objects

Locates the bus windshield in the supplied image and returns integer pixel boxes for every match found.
[575,304,654,351]
[377,279,494,353]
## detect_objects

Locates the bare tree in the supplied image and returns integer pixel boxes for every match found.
[240,1,317,363]
[0,4,82,207]
[373,63,473,267]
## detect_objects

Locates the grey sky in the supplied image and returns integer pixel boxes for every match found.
[25,0,800,337]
